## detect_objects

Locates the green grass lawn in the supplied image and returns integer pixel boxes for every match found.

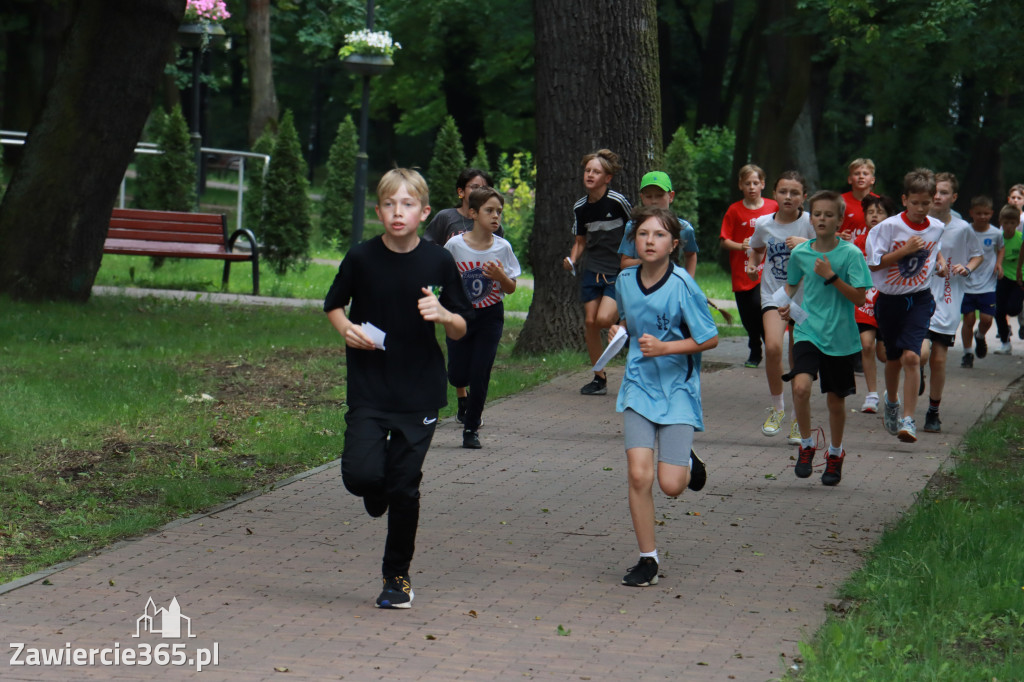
[0,296,587,583]
[791,409,1024,681]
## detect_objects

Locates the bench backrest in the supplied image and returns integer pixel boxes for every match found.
[109,208,228,246]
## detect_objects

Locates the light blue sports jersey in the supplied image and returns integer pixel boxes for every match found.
[787,239,873,356]
[617,217,699,261]
[614,264,718,428]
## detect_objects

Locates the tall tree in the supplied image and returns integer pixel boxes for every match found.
[246,0,278,143]
[0,0,185,302]
[516,0,661,354]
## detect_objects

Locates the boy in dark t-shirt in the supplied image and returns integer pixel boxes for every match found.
[324,168,472,610]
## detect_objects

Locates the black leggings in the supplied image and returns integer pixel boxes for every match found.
[995,276,1024,342]
[446,302,504,432]
[733,287,764,360]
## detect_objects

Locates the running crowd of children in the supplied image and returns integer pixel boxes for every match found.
[323,154,1024,608]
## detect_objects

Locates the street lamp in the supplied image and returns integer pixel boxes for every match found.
[177,22,227,208]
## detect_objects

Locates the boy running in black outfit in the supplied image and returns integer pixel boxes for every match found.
[324,169,472,609]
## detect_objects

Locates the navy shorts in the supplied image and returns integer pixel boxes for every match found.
[875,290,935,361]
[961,291,996,316]
[783,341,857,398]
[580,270,617,303]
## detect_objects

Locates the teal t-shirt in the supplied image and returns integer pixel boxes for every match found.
[1003,230,1023,279]
[787,238,873,356]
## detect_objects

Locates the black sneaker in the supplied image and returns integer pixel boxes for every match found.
[463,430,482,449]
[923,410,941,433]
[363,494,388,518]
[687,451,706,491]
[456,396,467,424]
[375,575,413,609]
[744,355,762,369]
[961,352,974,369]
[621,557,659,587]
[580,375,607,395]
[975,331,987,359]
[821,451,845,486]
[794,445,815,478]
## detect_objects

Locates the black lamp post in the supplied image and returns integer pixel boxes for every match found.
[177,22,227,208]
[341,1,393,245]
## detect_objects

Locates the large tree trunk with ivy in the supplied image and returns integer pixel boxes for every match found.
[246,0,278,143]
[0,0,185,302]
[515,0,661,354]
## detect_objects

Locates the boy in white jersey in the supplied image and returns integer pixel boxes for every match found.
[959,195,1005,368]
[865,168,948,443]
[919,173,983,433]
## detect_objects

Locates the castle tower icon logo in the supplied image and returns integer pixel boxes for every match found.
[134,597,196,639]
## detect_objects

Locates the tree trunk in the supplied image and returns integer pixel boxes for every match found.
[694,0,735,131]
[0,0,185,302]
[246,0,278,143]
[517,0,661,354]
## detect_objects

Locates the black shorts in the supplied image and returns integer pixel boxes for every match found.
[857,322,877,335]
[783,341,857,398]
[927,330,956,348]
[875,290,935,361]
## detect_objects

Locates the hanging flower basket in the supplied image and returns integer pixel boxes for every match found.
[177,22,228,50]
[341,54,394,77]
[338,29,400,76]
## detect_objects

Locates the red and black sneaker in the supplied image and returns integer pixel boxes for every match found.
[794,445,815,478]
[821,450,846,486]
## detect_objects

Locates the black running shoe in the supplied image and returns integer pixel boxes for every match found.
[961,352,974,369]
[923,410,941,433]
[795,445,815,478]
[363,494,388,518]
[621,557,659,587]
[456,396,467,424]
[687,451,706,491]
[821,451,845,486]
[376,575,413,609]
[462,430,481,449]
[744,355,762,369]
[975,331,987,359]
[580,375,607,395]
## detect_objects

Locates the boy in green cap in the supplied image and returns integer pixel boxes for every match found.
[618,171,699,276]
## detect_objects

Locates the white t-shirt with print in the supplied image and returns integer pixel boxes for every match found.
[865,213,944,296]
[749,211,814,308]
[444,234,522,309]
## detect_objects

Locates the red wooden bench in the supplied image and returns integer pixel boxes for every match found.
[104,208,260,295]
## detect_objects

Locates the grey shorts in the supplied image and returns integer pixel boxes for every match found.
[623,408,695,467]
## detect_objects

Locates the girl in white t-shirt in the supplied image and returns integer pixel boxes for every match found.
[745,171,813,441]
[443,187,521,449]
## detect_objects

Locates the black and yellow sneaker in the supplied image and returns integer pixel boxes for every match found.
[375,575,414,609]
[621,557,659,587]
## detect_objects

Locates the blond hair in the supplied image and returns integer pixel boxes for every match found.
[580,149,622,176]
[903,168,936,197]
[738,164,765,183]
[376,168,429,206]
[848,158,876,175]
[998,203,1021,223]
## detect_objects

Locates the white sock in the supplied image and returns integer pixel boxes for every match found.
[771,393,785,413]
[640,549,659,563]
[801,437,814,448]
[828,443,842,457]
[866,391,878,399]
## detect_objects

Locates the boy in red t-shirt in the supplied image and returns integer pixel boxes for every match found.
[840,158,878,243]
[720,164,778,367]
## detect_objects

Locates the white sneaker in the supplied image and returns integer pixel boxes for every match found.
[993,341,1012,355]
[861,392,879,413]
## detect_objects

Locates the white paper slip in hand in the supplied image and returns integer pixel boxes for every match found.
[592,327,628,372]
[770,287,808,325]
[361,322,387,350]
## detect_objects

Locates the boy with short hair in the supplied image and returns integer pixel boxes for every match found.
[720,164,779,368]
[324,168,473,609]
[865,168,948,443]
[618,171,699,276]
[779,190,872,486]
[959,196,1004,368]
[993,203,1024,354]
[919,173,983,433]
[1007,184,1024,232]
[839,158,878,242]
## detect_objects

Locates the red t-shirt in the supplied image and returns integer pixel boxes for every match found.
[720,198,779,292]
[841,191,878,243]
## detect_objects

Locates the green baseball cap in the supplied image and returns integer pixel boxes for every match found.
[640,171,672,192]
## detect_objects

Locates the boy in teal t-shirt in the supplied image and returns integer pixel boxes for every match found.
[779,191,872,487]
[994,203,1024,353]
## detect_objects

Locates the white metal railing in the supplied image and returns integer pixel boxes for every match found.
[0,131,270,234]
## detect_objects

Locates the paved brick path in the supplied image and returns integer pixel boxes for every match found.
[3,314,1022,681]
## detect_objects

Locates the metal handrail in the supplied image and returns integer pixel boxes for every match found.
[0,131,270,234]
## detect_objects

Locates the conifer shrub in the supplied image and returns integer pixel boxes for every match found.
[260,111,312,275]
[428,116,466,201]
[321,115,358,250]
